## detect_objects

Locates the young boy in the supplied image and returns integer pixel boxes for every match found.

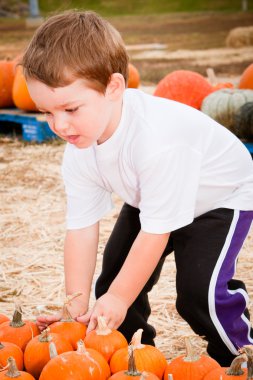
[22,10,253,366]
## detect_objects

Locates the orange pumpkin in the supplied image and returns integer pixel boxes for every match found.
[0,357,35,379]
[128,63,140,89]
[109,345,159,380]
[39,340,110,380]
[0,305,40,351]
[24,328,73,379]
[239,63,253,90]
[154,70,213,109]
[212,82,234,91]
[163,337,220,380]
[0,341,24,370]
[84,316,128,362]
[110,329,167,379]
[49,293,87,349]
[0,314,9,325]
[12,65,37,111]
[0,60,15,108]
[203,353,248,380]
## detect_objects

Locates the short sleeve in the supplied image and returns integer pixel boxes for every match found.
[137,146,202,233]
[62,145,113,230]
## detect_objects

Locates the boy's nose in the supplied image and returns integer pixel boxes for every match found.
[54,116,69,134]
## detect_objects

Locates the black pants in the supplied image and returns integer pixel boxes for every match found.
[95,204,253,366]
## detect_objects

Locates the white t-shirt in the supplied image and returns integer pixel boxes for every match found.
[62,89,253,233]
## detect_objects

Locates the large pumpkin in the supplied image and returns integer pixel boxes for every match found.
[163,337,220,380]
[128,63,140,89]
[238,63,253,90]
[24,328,73,379]
[12,65,37,111]
[154,70,213,109]
[201,88,253,130]
[49,293,87,349]
[84,316,128,362]
[234,101,253,140]
[203,353,248,380]
[110,329,167,379]
[109,345,159,380]
[0,305,40,351]
[0,341,24,370]
[39,340,110,380]
[0,60,15,108]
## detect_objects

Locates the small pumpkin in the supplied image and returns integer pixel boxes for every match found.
[128,63,140,89]
[84,316,128,362]
[201,88,253,130]
[163,337,220,380]
[12,65,37,112]
[109,345,159,380]
[0,305,40,351]
[238,63,253,90]
[39,340,110,380]
[110,329,167,379]
[234,102,253,140]
[203,353,248,380]
[24,328,73,379]
[0,341,23,370]
[0,314,9,325]
[49,293,87,349]
[0,357,35,380]
[0,60,15,108]
[154,70,213,110]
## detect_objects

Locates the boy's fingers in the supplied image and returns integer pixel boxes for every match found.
[76,310,91,325]
[86,316,98,334]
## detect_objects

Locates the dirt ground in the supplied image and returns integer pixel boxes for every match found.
[0,11,253,360]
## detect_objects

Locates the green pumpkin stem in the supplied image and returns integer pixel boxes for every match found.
[61,292,82,322]
[38,327,52,343]
[124,345,141,376]
[226,354,247,376]
[183,337,200,362]
[9,304,25,328]
[5,357,20,378]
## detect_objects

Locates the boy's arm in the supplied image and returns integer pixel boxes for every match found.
[64,223,99,316]
[37,222,99,329]
[80,230,169,332]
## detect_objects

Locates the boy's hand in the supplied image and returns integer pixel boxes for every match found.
[76,292,128,333]
[36,296,88,331]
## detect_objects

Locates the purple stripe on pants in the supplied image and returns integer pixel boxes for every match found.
[214,210,253,352]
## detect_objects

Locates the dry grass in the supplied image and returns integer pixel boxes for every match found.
[0,136,252,360]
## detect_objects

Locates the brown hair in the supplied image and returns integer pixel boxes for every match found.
[22,10,129,92]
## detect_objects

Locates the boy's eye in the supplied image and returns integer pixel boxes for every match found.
[65,107,78,113]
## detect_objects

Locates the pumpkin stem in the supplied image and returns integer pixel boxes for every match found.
[131,329,145,349]
[0,342,4,350]
[61,292,82,322]
[124,345,141,376]
[183,337,200,362]
[39,327,52,343]
[49,342,58,359]
[240,345,253,379]
[226,354,247,376]
[96,316,112,335]
[76,339,87,354]
[4,357,20,378]
[10,304,25,328]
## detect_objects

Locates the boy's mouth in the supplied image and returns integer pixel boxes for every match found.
[66,135,80,144]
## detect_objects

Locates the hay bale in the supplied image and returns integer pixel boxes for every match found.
[226,26,253,48]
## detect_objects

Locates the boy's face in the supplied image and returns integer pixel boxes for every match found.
[27,77,123,148]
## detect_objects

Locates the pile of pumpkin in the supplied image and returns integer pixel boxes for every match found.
[0,299,252,380]
[153,63,253,141]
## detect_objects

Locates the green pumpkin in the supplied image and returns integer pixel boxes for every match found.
[201,88,253,131]
[234,102,253,140]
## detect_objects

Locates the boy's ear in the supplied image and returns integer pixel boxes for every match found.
[106,73,125,100]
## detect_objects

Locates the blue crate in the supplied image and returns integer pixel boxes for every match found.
[0,109,57,143]
[243,142,253,158]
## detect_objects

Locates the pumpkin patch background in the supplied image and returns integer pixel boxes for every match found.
[0,6,253,363]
